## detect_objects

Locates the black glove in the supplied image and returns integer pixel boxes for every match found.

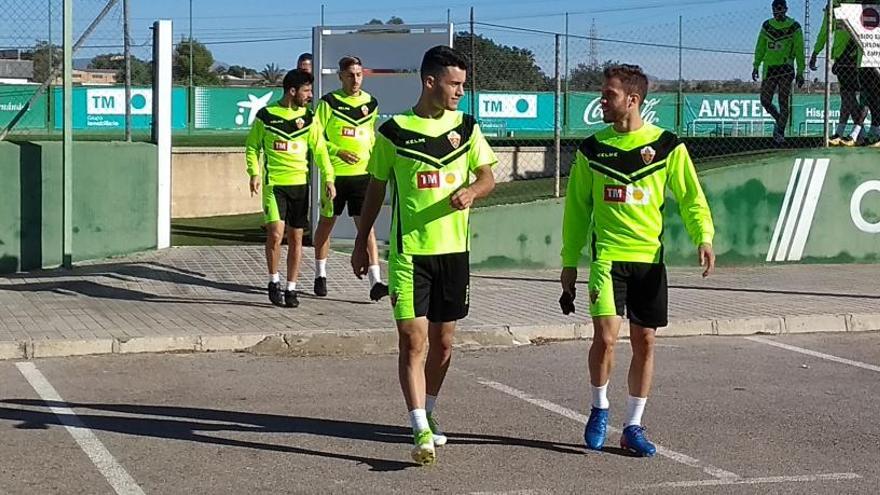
[559,289,576,315]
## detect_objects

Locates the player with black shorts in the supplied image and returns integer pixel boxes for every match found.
[560,64,716,457]
[246,69,335,308]
[311,56,388,300]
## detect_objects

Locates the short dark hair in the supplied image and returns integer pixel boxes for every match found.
[297,52,312,64]
[338,55,362,72]
[420,45,468,80]
[282,69,313,92]
[603,64,649,104]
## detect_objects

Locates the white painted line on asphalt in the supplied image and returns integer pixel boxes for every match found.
[470,490,552,495]
[16,362,146,495]
[476,378,740,481]
[746,336,880,373]
[635,472,861,489]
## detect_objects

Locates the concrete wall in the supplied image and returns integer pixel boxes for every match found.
[1,141,157,273]
[172,148,260,219]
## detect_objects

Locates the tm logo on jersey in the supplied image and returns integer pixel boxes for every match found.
[342,127,356,137]
[417,171,462,190]
[603,185,650,205]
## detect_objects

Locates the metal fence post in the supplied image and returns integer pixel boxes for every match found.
[554,34,561,198]
[823,0,832,147]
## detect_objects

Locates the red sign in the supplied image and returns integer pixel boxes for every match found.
[417,171,441,189]
[863,8,880,30]
[604,185,627,203]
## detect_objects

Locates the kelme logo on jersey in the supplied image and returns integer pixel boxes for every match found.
[603,185,650,205]
[584,97,662,126]
[342,126,356,137]
[447,130,462,149]
[640,146,656,165]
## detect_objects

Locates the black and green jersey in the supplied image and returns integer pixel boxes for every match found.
[562,123,714,266]
[813,1,862,64]
[315,89,379,176]
[368,110,497,256]
[245,102,334,186]
[754,16,806,77]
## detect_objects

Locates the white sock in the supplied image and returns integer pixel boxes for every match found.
[409,408,429,432]
[624,396,648,427]
[368,264,382,286]
[591,382,610,410]
[270,273,280,283]
[850,125,862,140]
[836,123,847,136]
[287,281,296,291]
[425,394,437,414]
[315,259,327,278]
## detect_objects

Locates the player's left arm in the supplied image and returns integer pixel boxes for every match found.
[667,141,715,276]
[794,25,806,82]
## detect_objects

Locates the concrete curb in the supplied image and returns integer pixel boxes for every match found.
[1,313,878,361]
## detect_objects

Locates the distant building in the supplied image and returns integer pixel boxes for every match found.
[0,59,34,83]
[51,68,119,85]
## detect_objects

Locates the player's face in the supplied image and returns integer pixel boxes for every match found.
[600,77,639,123]
[298,59,312,74]
[773,6,787,20]
[291,83,313,107]
[428,66,466,111]
[340,64,363,94]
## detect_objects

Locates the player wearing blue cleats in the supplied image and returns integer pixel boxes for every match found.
[621,425,657,457]
[584,407,609,450]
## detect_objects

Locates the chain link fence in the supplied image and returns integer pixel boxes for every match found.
[0,0,146,141]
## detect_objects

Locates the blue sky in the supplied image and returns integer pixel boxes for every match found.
[2,0,824,80]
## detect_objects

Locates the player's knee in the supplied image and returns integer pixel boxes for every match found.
[592,333,617,352]
[266,229,284,245]
[631,332,656,357]
[399,333,428,357]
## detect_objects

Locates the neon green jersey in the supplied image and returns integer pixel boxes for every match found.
[245,102,334,186]
[368,110,497,256]
[561,123,714,266]
[813,2,862,64]
[754,16,805,77]
[315,89,378,177]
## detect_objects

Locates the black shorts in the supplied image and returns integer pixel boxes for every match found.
[833,63,861,92]
[263,184,309,228]
[323,174,370,218]
[762,64,795,91]
[389,251,470,322]
[588,260,668,328]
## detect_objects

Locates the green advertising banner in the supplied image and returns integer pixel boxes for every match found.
[193,87,283,130]
[0,85,49,130]
[52,86,188,130]
[565,92,679,134]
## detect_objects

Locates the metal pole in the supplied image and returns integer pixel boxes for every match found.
[48,0,53,79]
[189,0,193,88]
[564,12,569,138]
[321,4,325,25]
[823,0,832,146]
[678,15,683,134]
[123,0,132,141]
[470,7,476,116]
[554,34,561,198]
[447,9,451,25]
[62,0,73,268]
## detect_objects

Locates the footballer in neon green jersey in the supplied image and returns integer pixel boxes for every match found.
[352,46,497,465]
[560,64,714,457]
[752,0,805,144]
[245,69,335,309]
[311,56,388,301]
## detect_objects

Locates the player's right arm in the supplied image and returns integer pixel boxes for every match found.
[753,24,768,80]
[352,131,393,278]
[245,110,265,195]
[560,149,593,294]
[315,98,341,156]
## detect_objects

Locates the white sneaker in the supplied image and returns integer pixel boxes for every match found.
[427,412,448,446]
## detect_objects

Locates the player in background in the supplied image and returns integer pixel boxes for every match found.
[297,53,313,74]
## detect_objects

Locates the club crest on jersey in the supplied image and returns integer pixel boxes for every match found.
[361,105,369,116]
[447,130,461,149]
[640,146,656,165]
[295,118,305,129]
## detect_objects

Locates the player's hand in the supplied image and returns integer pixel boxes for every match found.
[337,150,360,164]
[698,243,715,278]
[560,267,578,315]
[249,176,260,197]
[796,74,805,88]
[325,182,336,201]
[450,187,476,210]
[752,68,759,82]
[350,238,369,279]
[809,54,818,71]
